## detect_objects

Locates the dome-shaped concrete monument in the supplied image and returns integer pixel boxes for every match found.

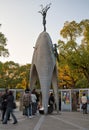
[30,31,59,114]
[30,4,59,114]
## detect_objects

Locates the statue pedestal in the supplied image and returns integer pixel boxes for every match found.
[39,105,53,114]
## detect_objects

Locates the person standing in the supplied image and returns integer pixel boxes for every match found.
[1,88,9,121]
[3,91,18,124]
[81,93,88,114]
[31,90,37,115]
[23,89,32,118]
[48,93,55,114]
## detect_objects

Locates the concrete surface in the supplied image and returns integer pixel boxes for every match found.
[0,110,89,130]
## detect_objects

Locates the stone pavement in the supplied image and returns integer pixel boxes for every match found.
[0,110,89,130]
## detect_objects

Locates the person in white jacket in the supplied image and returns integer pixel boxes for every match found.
[31,90,37,115]
[81,93,87,114]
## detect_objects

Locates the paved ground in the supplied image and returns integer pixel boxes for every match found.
[0,110,89,130]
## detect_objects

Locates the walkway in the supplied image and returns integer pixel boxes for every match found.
[0,110,89,130]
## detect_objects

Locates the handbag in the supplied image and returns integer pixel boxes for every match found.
[82,104,86,109]
[13,102,17,109]
[0,103,3,110]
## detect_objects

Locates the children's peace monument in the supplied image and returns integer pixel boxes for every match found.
[30,4,59,114]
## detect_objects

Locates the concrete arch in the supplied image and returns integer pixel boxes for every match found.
[30,64,40,90]
[30,31,59,114]
[52,65,59,113]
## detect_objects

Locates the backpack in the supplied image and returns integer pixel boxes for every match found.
[23,93,31,107]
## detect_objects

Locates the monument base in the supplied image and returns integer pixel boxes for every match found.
[39,105,53,114]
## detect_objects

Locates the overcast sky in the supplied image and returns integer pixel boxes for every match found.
[0,0,89,65]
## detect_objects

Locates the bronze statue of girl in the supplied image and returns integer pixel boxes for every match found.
[39,3,51,31]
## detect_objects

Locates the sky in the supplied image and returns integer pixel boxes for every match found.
[0,0,89,65]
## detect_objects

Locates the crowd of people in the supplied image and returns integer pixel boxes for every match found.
[0,88,57,125]
[22,88,39,118]
[22,89,57,116]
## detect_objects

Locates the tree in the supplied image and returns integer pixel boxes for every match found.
[0,24,9,57]
[0,61,31,89]
[58,20,89,88]
[58,64,80,89]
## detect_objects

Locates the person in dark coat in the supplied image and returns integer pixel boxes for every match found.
[1,88,9,121]
[48,93,55,114]
[3,91,18,124]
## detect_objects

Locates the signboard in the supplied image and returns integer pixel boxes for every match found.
[62,91,70,104]
[61,90,71,111]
